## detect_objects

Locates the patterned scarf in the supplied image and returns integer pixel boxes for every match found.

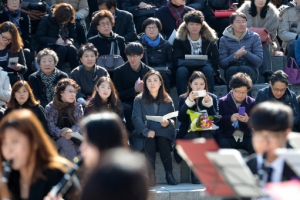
[3,7,22,35]
[167,1,185,29]
[38,68,58,103]
[59,25,69,40]
[98,32,120,55]
[52,95,76,126]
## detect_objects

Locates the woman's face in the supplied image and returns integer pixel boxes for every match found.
[15,86,29,105]
[171,0,186,6]
[80,132,100,170]
[96,81,112,101]
[7,0,20,11]
[145,23,159,40]
[254,0,267,9]
[232,86,248,103]
[190,78,205,91]
[40,55,56,76]
[1,127,32,170]
[97,17,112,37]
[0,31,12,47]
[80,50,97,68]
[146,74,162,94]
[60,85,76,103]
[187,22,202,36]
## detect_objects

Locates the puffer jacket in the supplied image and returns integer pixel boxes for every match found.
[173,21,219,73]
[51,0,89,19]
[237,1,279,39]
[278,1,300,50]
[137,33,172,68]
[219,27,263,76]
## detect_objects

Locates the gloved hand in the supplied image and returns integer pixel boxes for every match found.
[77,97,86,105]
[28,1,46,12]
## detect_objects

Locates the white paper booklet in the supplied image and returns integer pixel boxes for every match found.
[71,132,83,141]
[8,57,19,68]
[185,55,208,60]
[146,111,178,122]
[168,29,176,45]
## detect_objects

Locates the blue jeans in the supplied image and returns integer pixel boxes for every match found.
[176,65,214,96]
[225,65,257,84]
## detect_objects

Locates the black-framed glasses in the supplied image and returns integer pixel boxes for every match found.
[0,33,11,43]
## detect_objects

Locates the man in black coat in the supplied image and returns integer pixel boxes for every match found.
[113,42,152,133]
[87,0,137,43]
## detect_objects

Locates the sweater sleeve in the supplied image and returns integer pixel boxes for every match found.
[76,0,89,19]
[278,11,298,42]
[71,104,84,133]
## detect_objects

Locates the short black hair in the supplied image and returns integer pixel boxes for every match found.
[229,72,253,90]
[77,43,99,60]
[125,42,144,55]
[97,0,117,9]
[249,101,293,132]
[229,12,248,24]
[183,10,204,25]
[270,70,289,86]
[142,17,162,32]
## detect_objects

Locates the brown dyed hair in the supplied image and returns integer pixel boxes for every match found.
[0,21,23,53]
[0,109,71,184]
[183,71,209,98]
[7,80,40,108]
[53,3,75,25]
[91,10,115,28]
[142,70,171,104]
[54,78,80,101]
[90,76,122,114]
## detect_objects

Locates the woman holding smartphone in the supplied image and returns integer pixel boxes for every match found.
[218,72,255,154]
[0,21,27,86]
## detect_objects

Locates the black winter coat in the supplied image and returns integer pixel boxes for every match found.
[137,33,173,68]
[87,9,137,43]
[186,0,205,11]
[36,14,76,47]
[88,33,127,61]
[28,69,68,107]
[122,0,166,14]
[0,10,31,49]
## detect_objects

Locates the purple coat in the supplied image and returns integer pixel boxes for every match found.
[218,91,255,139]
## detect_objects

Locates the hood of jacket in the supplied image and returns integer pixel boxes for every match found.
[222,26,249,41]
[176,21,218,42]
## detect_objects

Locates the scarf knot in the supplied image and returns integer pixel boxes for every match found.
[143,34,160,47]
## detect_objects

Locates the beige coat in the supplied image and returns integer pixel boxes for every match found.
[278,2,300,49]
[0,70,11,107]
[51,0,89,19]
[237,1,279,40]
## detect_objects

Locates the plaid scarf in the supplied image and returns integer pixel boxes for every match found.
[38,68,58,103]
[167,1,185,29]
[3,7,22,35]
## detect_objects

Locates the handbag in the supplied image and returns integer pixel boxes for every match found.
[284,57,300,85]
[134,7,157,18]
[248,27,272,47]
[178,59,210,71]
[210,0,235,18]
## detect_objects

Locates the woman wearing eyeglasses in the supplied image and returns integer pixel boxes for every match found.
[88,10,126,62]
[45,78,84,161]
[0,21,27,86]
[218,72,255,154]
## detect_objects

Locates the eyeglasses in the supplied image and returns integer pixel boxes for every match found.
[233,89,247,95]
[7,0,19,2]
[146,26,158,31]
[271,86,287,93]
[127,55,140,59]
[64,90,77,94]
[98,22,112,27]
[253,132,284,141]
[0,33,11,43]
[234,21,247,25]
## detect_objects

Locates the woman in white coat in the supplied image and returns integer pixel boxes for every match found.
[0,68,11,120]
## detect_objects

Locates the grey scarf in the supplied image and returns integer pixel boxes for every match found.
[39,68,58,102]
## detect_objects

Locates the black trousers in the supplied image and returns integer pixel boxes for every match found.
[123,102,135,133]
[144,136,172,171]
[218,135,255,155]
[38,45,79,70]
[23,48,33,80]
[75,19,87,46]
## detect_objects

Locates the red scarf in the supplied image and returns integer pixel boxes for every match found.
[167,1,185,29]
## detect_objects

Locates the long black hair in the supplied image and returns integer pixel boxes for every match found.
[248,0,270,18]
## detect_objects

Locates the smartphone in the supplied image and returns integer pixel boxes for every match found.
[193,90,206,98]
[232,3,238,6]
[238,107,245,116]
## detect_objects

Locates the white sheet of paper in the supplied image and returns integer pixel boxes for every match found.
[168,29,176,45]
[71,132,83,141]
[185,55,208,60]
[8,57,19,68]
[287,132,300,149]
[146,111,178,122]
[137,77,141,84]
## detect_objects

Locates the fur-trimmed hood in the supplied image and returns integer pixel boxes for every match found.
[175,21,218,42]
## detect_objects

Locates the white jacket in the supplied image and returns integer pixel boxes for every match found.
[0,70,11,106]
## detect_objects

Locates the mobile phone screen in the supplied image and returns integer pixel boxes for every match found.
[238,107,245,116]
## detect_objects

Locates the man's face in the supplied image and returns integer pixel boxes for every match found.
[99,3,115,14]
[252,130,288,155]
[270,81,287,99]
[231,16,247,34]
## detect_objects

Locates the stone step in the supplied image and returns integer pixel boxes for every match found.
[149,184,221,200]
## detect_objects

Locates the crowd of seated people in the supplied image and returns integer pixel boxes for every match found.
[1,0,300,187]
